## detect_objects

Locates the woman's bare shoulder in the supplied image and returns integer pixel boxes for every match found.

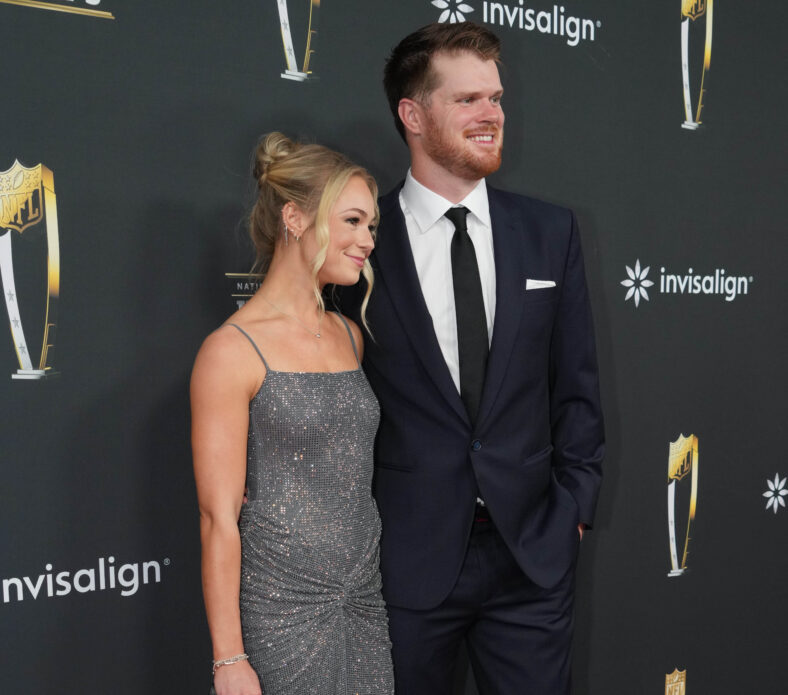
[192,323,265,397]
[195,323,250,365]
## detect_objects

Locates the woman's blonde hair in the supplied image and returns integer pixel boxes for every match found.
[250,132,377,328]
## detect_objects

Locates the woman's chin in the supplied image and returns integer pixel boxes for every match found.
[325,271,363,287]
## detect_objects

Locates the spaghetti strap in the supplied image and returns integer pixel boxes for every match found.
[227,323,271,370]
[334,312,361,368]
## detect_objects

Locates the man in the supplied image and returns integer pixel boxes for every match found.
[342,22,604,695]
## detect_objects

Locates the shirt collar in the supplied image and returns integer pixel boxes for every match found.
[401,169,491,234]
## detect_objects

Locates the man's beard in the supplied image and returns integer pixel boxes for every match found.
[422,114,503,181]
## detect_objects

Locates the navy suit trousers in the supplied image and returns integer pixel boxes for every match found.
[387,519,576,695]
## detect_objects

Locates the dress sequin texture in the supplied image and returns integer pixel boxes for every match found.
[232,322,394,694]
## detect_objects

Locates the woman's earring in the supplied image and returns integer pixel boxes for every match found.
[284,224,290,246]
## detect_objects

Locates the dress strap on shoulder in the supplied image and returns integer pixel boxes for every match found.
[227,323,270,370]
[334,312,361,367]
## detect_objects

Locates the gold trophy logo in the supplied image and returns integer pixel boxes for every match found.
[680,0,713,129]
[665,668,687,695]
[276,0,320,81]
[667,434,698,576]
[0,161,60,379]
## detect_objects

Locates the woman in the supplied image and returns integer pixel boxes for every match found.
[191,132,394,695]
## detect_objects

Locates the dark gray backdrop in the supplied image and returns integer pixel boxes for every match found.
[2,1,786,693]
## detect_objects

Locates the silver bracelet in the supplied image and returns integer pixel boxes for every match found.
[212,653,249,675]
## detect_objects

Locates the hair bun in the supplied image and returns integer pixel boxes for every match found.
[253,131,296,183]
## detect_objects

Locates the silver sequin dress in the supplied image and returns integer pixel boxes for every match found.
[230,321,394,695]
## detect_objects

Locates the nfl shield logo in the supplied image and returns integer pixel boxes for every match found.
[0,160,45,233]
[665,668,687,695]
[682,0,706,21]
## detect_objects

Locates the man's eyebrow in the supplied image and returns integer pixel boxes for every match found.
[452,88,504,98]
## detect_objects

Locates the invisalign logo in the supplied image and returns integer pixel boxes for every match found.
[2,556,170,603]
[431,1,603,47]
[621,260,754,308]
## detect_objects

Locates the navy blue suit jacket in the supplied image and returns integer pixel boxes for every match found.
[341,183,604,610]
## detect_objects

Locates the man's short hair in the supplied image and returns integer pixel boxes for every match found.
[383,22,502,140]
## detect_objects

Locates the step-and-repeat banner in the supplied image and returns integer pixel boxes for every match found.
[2,1,786,693]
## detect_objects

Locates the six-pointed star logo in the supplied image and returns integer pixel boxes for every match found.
[621,259,654,308]
[432,0,474,23]
[763,473,787,514]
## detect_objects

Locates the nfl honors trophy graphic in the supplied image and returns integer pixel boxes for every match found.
[276,0,320,81]
[665,668,687,695]
[0,161,60,379]
[225,272,262,310]
[0,0,114,20]
[667,435,699,576]
[680,0,713,129]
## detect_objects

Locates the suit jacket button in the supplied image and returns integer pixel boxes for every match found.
[471,440,482,451]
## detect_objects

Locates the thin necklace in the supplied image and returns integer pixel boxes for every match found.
[260,295,323,338]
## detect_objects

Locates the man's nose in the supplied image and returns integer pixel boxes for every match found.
[479,99,503,123]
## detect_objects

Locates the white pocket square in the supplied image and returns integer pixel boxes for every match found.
[525,279,556,290]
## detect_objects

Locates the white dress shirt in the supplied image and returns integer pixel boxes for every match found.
[399,170,497,394]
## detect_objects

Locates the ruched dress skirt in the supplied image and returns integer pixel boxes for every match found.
[237,367,393,695]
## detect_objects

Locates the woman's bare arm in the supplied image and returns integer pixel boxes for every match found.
[191,328,263,694]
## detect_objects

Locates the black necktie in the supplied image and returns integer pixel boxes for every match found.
[445,206,488,425]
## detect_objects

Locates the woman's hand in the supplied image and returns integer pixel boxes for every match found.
[213,659,262,695]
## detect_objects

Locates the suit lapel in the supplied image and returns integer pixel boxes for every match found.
[373,186,469,424]
[476,187,527,431]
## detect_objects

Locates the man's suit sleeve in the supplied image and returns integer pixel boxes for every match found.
[549,211,604,528]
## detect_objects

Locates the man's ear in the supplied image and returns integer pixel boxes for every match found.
[397,98,424,138]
